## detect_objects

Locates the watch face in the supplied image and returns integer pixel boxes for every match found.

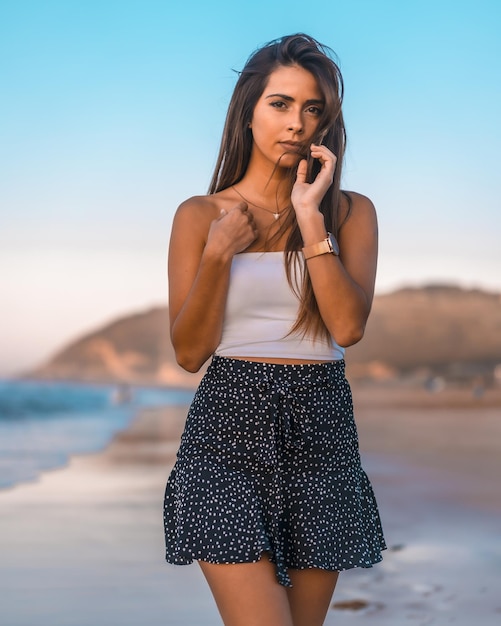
[328,232,340,255]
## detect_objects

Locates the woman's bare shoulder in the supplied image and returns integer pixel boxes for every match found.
[340,190,377,228]
[169,196,220,248]
[341,190,376,213]
[174,194,220,221]
[174,189,238,221]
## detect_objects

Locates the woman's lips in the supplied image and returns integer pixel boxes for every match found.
[278,142,303,154]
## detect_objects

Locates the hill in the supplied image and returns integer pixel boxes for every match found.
[28,307,188,386]
[28,285,501,387]
[347,285,501,382]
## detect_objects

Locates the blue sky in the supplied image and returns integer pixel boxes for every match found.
[1,0,500,375]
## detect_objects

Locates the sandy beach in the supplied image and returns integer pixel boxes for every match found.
[1,386,500,626]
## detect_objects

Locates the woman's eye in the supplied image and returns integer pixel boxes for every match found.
[270,101,287,109]
[306,106,322,116]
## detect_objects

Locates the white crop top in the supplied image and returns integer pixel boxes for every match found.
[214,252,345,360]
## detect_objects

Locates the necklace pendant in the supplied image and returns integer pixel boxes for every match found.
[273,213,279,220]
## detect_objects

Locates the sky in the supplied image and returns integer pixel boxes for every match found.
[1,0,500,376]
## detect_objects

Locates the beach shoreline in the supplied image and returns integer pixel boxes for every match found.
[1,386,500,625]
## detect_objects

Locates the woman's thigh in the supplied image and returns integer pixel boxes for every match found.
[198,553,293,626]
[286,568,339,626]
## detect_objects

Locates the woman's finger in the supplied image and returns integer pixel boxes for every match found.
[311,147,336,180]
[311,150,336,169]
[310,143,336,157]
[311,144,336,161]
[295,159,308,184]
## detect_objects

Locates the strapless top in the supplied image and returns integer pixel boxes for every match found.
[214,252,344,361]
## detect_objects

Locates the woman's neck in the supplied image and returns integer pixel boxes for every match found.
[237,162,292,208]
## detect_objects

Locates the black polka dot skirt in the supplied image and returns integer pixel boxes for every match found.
[163,355,386,587]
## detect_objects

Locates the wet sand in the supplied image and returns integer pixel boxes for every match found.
[0,386,500,625]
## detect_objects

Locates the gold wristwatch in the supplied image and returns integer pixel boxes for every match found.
[302,232,339,260]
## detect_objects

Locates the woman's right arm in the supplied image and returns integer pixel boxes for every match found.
[168,197,257,372]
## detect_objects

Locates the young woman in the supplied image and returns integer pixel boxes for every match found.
[164,34,385,626]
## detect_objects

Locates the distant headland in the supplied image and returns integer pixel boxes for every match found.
[26,285,501,389]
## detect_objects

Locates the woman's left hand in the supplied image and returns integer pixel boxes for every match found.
[291,144,337,216]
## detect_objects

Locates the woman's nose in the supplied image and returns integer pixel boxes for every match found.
[287,111,304,134]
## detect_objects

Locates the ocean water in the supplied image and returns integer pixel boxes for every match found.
[0,379,194,490]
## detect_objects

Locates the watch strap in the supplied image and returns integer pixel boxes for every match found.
[302,233,338,260]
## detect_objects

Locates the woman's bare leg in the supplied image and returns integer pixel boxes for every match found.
[199,553,293,626]
[286,568,339,626]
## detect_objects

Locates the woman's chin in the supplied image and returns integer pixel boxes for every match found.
[276,152,303,169]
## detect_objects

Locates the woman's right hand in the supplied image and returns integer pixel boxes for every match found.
[205,201,258,258]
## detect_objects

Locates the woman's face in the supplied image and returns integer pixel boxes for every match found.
[249,64,324,169]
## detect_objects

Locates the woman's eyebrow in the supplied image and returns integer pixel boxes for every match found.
[266,93,294,101]
[265,93,325,105]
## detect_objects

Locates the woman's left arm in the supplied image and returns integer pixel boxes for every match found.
[292,145,378,347]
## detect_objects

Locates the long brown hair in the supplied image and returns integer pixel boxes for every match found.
[209,34,349,341]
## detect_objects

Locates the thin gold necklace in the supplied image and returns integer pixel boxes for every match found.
[232,186,287,220]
